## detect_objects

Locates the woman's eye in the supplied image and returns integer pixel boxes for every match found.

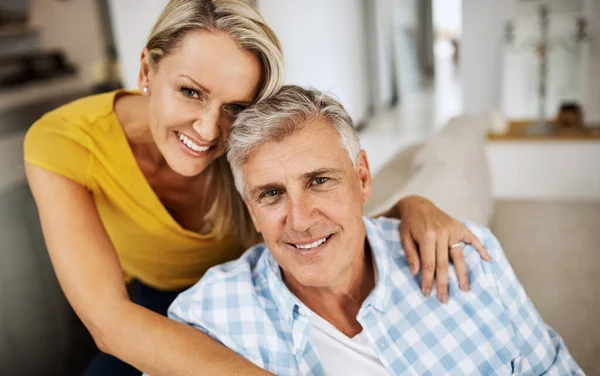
[180,87,199,99]
[225,103,246,115]
[312,177,329,185]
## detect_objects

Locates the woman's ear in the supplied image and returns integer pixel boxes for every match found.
[138,48,153,94]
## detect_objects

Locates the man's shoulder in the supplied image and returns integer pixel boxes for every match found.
[459,221,505,263]
[368,216,402,247]
[167,243,278,335]
[373,216,499,255]
[199,243,270,286]
[168,244,271,317]
[369,216,493,247]
[370,217,505,279]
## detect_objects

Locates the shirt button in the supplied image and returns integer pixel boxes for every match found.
[378,338,387,349]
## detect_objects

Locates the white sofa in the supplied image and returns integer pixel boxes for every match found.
[366,115,493,227]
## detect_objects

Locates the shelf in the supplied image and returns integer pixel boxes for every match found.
[488,120,600,141]
[0,75,91,114]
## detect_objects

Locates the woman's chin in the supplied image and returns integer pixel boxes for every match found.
[163,154,210,177]
[162,141,224,177]
[172,161,209,177]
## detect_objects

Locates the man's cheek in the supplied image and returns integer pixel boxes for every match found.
[317,189,355,210]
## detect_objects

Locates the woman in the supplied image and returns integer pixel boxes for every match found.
[24,0,489,375]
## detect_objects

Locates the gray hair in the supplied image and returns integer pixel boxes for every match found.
[227,85,361,198]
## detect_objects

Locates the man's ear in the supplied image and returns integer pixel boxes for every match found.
[356,150,372,203]
[245,200,262,233]
[138,48,153,93]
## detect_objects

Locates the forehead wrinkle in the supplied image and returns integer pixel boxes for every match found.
[244,123,352,190]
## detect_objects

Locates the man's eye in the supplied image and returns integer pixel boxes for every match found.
[312,177,329,185]
[263,190,280,198]
[180,87,199,99]
[225,103,246,115]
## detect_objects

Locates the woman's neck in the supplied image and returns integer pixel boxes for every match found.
[114,93,165,168]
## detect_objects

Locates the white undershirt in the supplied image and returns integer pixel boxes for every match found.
[303,261,388,375]
[309,312,389,376]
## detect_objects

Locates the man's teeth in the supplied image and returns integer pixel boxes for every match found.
[294,237,328,250]
[178,132,210,152]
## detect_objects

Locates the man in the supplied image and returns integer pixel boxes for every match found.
[168,86,583,375]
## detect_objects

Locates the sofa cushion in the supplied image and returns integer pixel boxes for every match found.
[413,116,492,226]
[364,143,421,216]
[366,116,493,226]
[411,115,486,173]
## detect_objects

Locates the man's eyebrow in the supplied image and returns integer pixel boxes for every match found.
[302,168,345,181]
[249,183,285,200]
[179,74,211,94]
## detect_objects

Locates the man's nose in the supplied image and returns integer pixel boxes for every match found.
[192,106,221,142]
[286,193,317,234]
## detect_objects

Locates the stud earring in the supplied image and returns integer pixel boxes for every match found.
[142,87,149,94]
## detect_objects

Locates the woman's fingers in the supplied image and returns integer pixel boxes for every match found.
[401,231,420,275]
[435,233,449,303]
[461,229,492,261]
[449,245,470,291]
[419,233,436,297]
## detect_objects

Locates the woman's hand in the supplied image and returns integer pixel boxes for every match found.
[382,196,492,303]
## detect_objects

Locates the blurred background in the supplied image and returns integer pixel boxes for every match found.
[1,0,599,375]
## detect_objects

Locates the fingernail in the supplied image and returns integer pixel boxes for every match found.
[439,294,448,303]
[464,282,471,291]
[423,288,431,297]
[410,264,417,275]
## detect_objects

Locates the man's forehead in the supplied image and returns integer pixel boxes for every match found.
[242,126,351,186]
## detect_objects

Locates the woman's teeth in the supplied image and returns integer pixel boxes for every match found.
[178,132,210,152]
[294,236,328,250]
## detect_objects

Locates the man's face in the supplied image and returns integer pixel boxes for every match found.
[242,119,372,288]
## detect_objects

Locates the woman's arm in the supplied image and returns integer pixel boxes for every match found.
[25,163,270,376]
[378,195,491,303]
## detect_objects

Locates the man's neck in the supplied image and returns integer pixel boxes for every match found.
[285,240,375,338]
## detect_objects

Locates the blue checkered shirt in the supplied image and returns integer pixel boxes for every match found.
[168,217,583,375]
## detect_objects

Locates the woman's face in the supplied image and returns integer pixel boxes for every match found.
[141,30,262,177]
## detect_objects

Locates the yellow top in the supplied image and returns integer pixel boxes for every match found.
[24,90,244,290]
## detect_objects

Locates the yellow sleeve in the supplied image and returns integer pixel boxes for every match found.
[24,113,92,188]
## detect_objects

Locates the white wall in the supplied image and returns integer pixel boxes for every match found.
[433,0,462,36]
[365,0,396,110]
[391,0,422,96]
[256,0,371,123]
[460,0,512,116]
[107,0,168,90]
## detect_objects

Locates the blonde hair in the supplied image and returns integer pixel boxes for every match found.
[146,0,285,245]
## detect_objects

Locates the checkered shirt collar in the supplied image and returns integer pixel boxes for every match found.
[261,216,397,321]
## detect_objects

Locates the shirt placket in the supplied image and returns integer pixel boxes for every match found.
[291,307,315,375]
[359,308,418,376]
